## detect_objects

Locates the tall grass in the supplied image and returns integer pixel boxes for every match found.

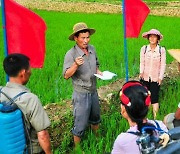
[0,10,179,103]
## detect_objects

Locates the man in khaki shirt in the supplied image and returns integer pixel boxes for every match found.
[63,22,102,145]
[1,53,51,154]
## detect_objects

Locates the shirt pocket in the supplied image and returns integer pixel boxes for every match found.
[146,52,151,59]
[153,53,161,62]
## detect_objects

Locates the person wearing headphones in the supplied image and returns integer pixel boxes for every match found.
[111,81,167,154]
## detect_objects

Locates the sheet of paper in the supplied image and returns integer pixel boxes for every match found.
[94,71,117,80]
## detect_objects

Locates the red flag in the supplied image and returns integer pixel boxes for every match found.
[4,0,47,68]
[125,0,150,38]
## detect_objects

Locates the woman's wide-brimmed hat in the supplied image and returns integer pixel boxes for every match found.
[168,49,180,63]
[68,22,96,41]
[142,29,163,40]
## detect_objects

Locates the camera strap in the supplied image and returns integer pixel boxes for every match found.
[127,131,141,136]
[127,120,165,136]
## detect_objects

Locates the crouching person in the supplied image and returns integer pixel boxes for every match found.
[163,49,180,129]
[163,103,180,129]
[1,53,51,154]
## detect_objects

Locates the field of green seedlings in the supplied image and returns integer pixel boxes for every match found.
[1,10,179,103]
[0,3,180,153]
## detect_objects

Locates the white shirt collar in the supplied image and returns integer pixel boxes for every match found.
[147,44,160,53]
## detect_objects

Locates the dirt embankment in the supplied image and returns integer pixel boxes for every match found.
[15,0,180,17]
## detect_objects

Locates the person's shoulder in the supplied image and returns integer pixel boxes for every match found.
[66,46,75,54]
[88,44,95,51]
[115,131,138,145]
[148,119,161,125]
[114,133,126,145]
[142,45,148,48]
[89,44,94,48]
[65,46,77,57]
[118,132,131,138]
[159,45,166,53]
[22,92,40,103]
[88,45,97,55]
[148,119,168,131]
[140,45,148,51]
[155,120,166,127]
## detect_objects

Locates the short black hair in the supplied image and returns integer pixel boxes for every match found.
[147,34,160,40]
[74,29,90,38]
[3,53,30,77]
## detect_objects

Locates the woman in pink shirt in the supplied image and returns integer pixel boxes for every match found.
[111,81,168,154]
[139,29,166,119]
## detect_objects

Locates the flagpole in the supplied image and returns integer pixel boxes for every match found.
[122,0,129,82]
[1,0,9,81]
[1,0,8,56]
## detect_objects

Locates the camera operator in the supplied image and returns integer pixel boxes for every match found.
[111,81,168,154]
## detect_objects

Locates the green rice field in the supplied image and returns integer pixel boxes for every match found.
[1,10,179,103]
[0,3,180,153]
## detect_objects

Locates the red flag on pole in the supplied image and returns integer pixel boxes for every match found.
[4,0,47,68]
[125,0,150,38]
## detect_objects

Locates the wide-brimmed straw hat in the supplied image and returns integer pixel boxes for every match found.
[142,29,163,40]
[68,22,96,41]
[168,49,180,63]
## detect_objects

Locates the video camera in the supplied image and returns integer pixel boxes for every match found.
[136,126,180,154]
